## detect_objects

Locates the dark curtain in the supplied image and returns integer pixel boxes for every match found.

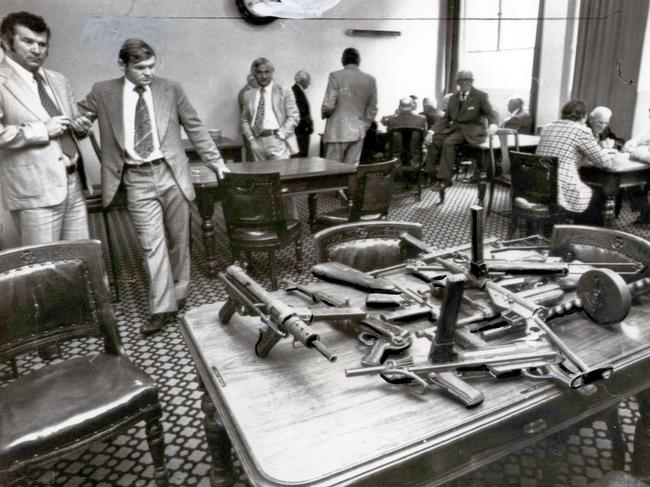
[442,0,461,95]
[571,0,649,139]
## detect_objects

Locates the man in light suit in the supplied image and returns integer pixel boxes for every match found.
[0,11,90,246]
[241,57,299,161]
[321,47,377,165]
[77,39,228,335]
[424,70,497,199]
[291,70,313,158]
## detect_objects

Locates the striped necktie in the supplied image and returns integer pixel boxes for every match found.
[253,87,265,137]
[134,85,154,159]
[34,73,77,160]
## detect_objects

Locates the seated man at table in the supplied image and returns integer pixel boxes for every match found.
[382,97,427,132]
[423,70,498,199]
[501,96,532,134]
[622,106,650,223]
[587,106,625,150]
[536,99,615,224]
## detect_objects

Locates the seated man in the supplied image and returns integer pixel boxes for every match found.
[383,97,427,132]
[536,100,614,224]
[587,106,625,150]
[501,96,533,134]
[384,98,427,178]
[420,97,444,129]
[423,70,498,198]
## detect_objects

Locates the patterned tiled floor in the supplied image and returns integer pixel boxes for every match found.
[5,178,650,486]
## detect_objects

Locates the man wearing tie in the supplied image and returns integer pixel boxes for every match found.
[424,70,497,201]
[291,70,313,158]
[0,11,90,246]
[77,39,228,335]
[241,57,299,161]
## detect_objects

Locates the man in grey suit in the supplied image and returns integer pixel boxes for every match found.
[240,57,299,161]
[321,47,377,165]
[77,39,228,335]
[0,11,90,246]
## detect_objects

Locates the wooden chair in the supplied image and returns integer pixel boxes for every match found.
[388,127,426,201]
[311,158,399,232]
[487,128,519,215]
[313,220,423,272]
[220,171,302,290]
[0,240,168,486]
[509,151,561,238]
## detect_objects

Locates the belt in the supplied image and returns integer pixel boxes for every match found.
[66,164,77,175]
[257,129,279,137]
[125,158,165,170]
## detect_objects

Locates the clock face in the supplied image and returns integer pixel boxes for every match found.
[235,0,278,25]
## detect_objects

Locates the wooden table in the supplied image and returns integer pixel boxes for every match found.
[183,135,244,162]
[190,157,357,275]
[180,256,650,486]
[581,158,650,227]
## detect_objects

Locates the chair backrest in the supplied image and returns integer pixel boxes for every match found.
[388,128,425,169]
[549,225,650,282]
[350,158,399,221]
[314,221,424,272]
[221,172,288,233]
[489,128,519,177]
[510,151,559,211]
[0,240,122,362]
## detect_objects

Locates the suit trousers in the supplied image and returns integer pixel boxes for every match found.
[425,129,467,182]
[11,171,89,245]
[251,134,292,161]
[123,162,190,316]
[325,140,364,165]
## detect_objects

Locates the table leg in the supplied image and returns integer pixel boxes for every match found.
[201,390,237,487]
[632,389,650,481]
[308,194,317,231]
[195,189,219,276]
[477,152,488,206]
[600,191,616,228]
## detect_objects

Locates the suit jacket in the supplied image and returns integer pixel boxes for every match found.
[0,59,89,211]
[502,109,533,134]
[321,65,377,143]
[78,77,221,207]
[291,84,313,136]
[384,111,427,132]
[240,83,299,155]
[435,87,497,145]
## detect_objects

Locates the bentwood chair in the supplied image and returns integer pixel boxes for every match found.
[509,151,561,238]
[0,240,168,486]
[311,158,399,232]
[220,172,303,290]
[388,127,426,201]
[313,220,423,272]
[487,128,519,215]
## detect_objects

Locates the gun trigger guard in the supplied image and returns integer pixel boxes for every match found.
[358,331,377,347]
[380,368,428,393]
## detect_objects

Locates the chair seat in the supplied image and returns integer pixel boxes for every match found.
[230,220,300,244]
[0,354,159,470]
[326,237,404,272]
[514,196,550,216]
[315,207,384,226]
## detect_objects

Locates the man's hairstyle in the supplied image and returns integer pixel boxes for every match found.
[509,97,524,108]
[589,106,612,120]
[251,57,274,72]
[1,11,50,45]
[294,70,309,83]
[561,100,588,121]
[118,38,156,65]
[341,47,360,66]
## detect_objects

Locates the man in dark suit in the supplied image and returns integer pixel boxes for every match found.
[424,70,497,198]
[291,70,313,158]
[77,39,228,335]
[502,96,533,134]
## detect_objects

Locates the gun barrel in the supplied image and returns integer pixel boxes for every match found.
[311,340,338,362]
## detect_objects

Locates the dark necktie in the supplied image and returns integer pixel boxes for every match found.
[253,87,265,137]
[34,73,77,160]
[460,91,468,103]
[134,85,154,159]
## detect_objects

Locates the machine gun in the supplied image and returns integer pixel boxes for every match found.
[399,206,616,388]
[218,264,365,362]
[282,279,412,366]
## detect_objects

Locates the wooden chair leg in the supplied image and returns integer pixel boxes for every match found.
[604,408,626,470]
[102,210,120,303]
[268,250,278,290]
[145,416,169,486]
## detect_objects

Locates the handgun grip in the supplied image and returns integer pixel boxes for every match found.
[427,371,485,408]
[255,327,282,358]
[219,297,237,325]
[361,337,391,366]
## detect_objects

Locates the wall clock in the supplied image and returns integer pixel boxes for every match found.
[235,0,278,25]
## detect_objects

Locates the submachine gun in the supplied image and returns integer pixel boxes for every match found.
[219,264,367,362]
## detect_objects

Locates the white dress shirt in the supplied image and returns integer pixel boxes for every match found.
[122,78,164,164]
[252,82,280,131]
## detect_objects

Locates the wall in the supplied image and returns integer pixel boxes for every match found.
[0,0,441,248]
[632,7,650,138]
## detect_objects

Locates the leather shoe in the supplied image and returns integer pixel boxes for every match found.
[140,314,166,336]
[38,344,60,361]
[431,181,452,204]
